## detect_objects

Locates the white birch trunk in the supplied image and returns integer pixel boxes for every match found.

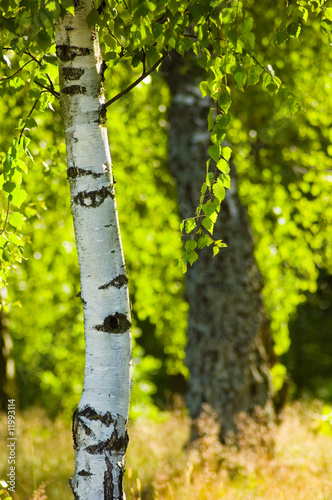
[56,2,131,498]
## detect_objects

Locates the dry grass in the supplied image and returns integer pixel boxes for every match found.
[0,402,331,499]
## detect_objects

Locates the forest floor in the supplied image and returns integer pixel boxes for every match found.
[0,401,331,500]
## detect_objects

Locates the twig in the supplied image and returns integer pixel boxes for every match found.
[0,58,35,82]
[1,198,10,235]
[104,51,170,108]
[23,50,43,67]
[18,92,44,143]
[34,79,60,99]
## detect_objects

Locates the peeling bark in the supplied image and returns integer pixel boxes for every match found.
[56,2,131,498]
[164,53,276,441]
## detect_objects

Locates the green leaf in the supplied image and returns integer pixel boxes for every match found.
[207,107,214,131]
[11,188,27,208]
[7,232,21,244]
[216,114,230,128]
[3,155,12,174]
[248,65,263,86]
[213,246,220,257]
[86,9,100,27]
[202,202,215,217]
[325,8,332,21]
[185,239,197,251]
[198,234,213,249]
[219,92,232,113]
[243,17,254,33]
[275,30,288,46]
[208,144,220,162]
[215,239,227,248]
[241,31,255,53]
[0,234,8,248]
[61,0,75,15]
[187,250,198,265]
[9,212,24,229]
[202,216,213,232]
[228,27,238,46]
[234,71,247,88]
[217,158,230,174]
[221,147,232,161]
[213,178,226,203]
[287,22,301,39]
[266,82,278,95]
[3,181,15,193]
[221,173,231,190]
[199,80,210,98]
[185,218,196,234]
[37,31,52,52]
[15,159,28,174]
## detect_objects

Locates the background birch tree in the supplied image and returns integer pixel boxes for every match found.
[164,53,276,440]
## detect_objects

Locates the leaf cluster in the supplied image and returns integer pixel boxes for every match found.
[0,138,30,286]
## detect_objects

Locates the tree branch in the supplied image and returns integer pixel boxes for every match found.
[1,198,10,236]
[34,79,60,99]
[103,51,170,108]
[0,58,35,82]
[18,92,44,143]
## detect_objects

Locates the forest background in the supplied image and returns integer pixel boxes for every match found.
[0,0,332,498]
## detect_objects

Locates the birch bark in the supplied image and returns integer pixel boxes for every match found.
[56,2,131,498]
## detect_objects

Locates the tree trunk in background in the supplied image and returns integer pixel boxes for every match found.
[56,2,131,498]
[164,54,276,441]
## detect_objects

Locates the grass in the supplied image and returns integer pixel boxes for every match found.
[0,402,331,499]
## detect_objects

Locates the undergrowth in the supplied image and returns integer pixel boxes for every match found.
[0,402,331,499]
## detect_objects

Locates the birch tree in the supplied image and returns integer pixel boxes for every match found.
[55,2,132,498]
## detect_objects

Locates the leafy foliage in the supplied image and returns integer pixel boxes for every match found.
[1,0,330,268]
[227,2,332,356]
[0,0,331,416]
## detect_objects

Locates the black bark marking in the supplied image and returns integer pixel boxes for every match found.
[69,478,79,499]
[73,186,114,207]
[62,85,86,95]
[72,408,78,449]
[97,104,107,125]
[86,429,128,455]
[63,67,85,81]
[78,470,92,476]
[86,442,106,455]
[99,274,128,290]
[79,406,114,426]
[94,313,131,334]
[56,45,90,61]
[100,59,107,82]
[67,166,104,180]
[73,407,94,451]
[117,462,125,500]
[76,292,86,305]
[110,427,129,453]
[104,457,114,500]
